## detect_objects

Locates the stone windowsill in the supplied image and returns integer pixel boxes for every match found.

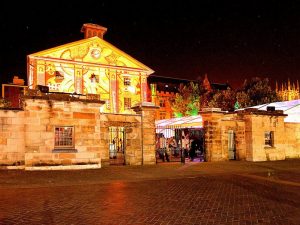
[52,149,78,153]
[264,146,276,150]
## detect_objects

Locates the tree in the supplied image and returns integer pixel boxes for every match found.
[237,77,280,107]
[208,87,236,111]
[171,82,202,117]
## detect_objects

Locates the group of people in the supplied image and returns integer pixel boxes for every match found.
[156,133,204,162]
[156,134,178,162]
[183,135,204,161]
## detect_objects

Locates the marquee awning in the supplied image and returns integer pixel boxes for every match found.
[155,115,203,129]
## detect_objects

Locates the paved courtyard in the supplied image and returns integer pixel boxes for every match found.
[0,160,299,225]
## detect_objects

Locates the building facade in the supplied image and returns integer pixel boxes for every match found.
[0,23,160,170]
[276,79,300,101]
[27,23,154,114]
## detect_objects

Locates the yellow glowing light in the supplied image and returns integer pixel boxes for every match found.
[127,86,136,93]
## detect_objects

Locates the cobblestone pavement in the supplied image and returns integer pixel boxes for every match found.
[0,160,299,225]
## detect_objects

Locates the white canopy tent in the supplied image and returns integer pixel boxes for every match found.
[155,115,203,138]
[239,99,300,123]
[155,115,203,129]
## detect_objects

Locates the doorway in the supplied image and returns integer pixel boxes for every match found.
[228,130,236,160]
[109,127,125,165]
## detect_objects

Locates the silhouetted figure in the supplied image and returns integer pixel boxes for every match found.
[190,139,198,161]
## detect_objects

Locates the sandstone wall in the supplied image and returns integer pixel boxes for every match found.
[284,123,300,158]
[99,113,142,166]
[24,98,102,167]
[133,103,159,165]
[0,109,25,166]
[220,119,246,160]
[201,112,225,161]
[244,114,287,161]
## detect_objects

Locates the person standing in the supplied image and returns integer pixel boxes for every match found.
[182,135,189,158]
[190,139,197,161]
[159,134,167,161]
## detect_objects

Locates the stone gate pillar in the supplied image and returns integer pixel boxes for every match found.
[200,110,226,162]
[132,102,159,165]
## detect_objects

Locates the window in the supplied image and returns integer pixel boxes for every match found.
[55,71,64,80]
[159,112,166,119]
[159,99,166,107]
[106,100,110,110]
[150,83,157,96]
[124,97,131,110]
[55,126,74,148]
[124,77,131,86]
[90,73,98,83]
[264,131,274,147]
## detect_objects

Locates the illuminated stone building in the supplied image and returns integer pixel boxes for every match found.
[27,23,154,114]
[0,23,159,169]
[276,79,300,101]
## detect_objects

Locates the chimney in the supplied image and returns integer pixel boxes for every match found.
[81,23,107,39]
[13,76,24,85]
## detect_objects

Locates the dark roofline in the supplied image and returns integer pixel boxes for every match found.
[148,74,233,89]
[148,74,197,82]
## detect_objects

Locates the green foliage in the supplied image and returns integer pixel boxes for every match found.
[171,82,202,116]
[174,112,183,118]
[172,93,187,116]
[234,101,240,110]
[171,76,280,115]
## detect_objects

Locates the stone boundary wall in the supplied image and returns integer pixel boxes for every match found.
[220,119,246,160]
[284,123,300,159]
[24,98,102,167]
[0,99,158,169]
[99,113,142,166]
[0,109,25,166]
[243,114,287,161]
[201,110,299,162]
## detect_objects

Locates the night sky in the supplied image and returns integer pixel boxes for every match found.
[1,0,300,89]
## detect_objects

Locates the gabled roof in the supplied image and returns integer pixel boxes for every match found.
[28,36,154,75]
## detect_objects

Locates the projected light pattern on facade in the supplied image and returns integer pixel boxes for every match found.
[27,24,154,114]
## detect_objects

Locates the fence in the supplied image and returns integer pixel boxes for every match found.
[155,125,205,163]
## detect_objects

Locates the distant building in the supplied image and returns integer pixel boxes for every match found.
[1,76,27,108]
[147,75,191,119]
[276,79,300,101]
[148,74,231,120]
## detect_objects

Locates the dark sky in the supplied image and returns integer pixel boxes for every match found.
[1,0,300,89]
